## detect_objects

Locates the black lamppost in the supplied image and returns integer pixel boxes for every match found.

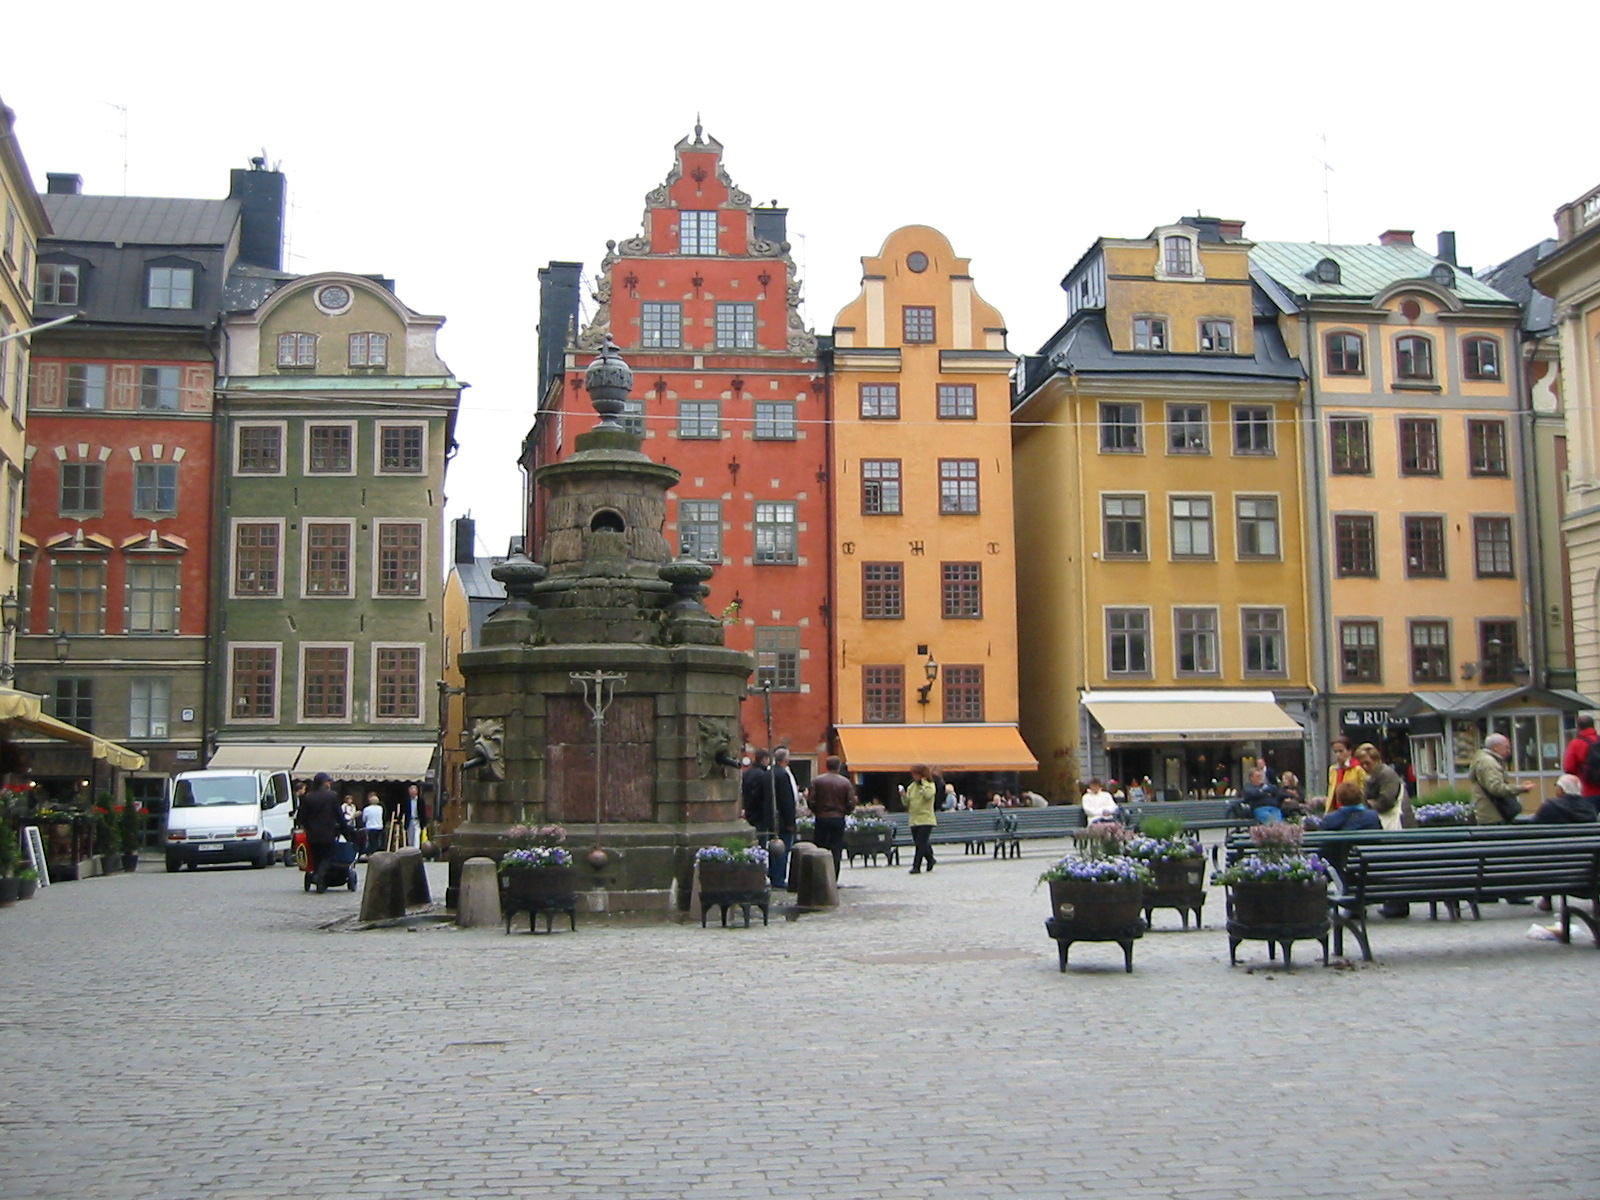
[916,652,940,709]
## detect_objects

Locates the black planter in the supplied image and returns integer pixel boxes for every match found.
[1225,878,1331,968]
[17,877,37,900]
[0,877,18,906]
[121,853,140,873]
[698,861,771,928]
[1044,877,1146,972]
[1142,857,1208,930]
[99,854,121,875]
[500,865,578,934]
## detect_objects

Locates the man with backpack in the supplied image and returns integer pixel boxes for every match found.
[1563,715,1600,803]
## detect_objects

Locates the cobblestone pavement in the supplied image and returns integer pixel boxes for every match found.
[3,838,1599,1199]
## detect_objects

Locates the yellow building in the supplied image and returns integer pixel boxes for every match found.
[1255,232,1571,799]
[829,226,1034,801]
[1533,185,1600,711]
[0,98,50,618]
[1014,218,1310,799]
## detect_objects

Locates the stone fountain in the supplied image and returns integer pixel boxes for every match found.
[445,338,753,914]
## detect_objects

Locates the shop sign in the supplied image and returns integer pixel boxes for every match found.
[1340,708,1409,728]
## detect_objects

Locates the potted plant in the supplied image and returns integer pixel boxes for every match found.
[17,866,39,901]
[498,825,577,933]
[694,836,770,894]
[1126,815,1207,929]
[844,808,895,864]
[118,802,144,871]
[1414,787,1475,828]
[795,816,815,843]
[94,805,122,874]
[1037,823,1151,971]
[0,828,19,905]
[1213,824,1334,964]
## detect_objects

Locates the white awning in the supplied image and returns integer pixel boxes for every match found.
[207,744,304,770]
[1083,690,1304,746]
[294,744,435,781]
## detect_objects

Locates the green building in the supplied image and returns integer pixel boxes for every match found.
[209,272,461,793]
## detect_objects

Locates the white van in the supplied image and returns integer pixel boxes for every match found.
[164,769,296,871]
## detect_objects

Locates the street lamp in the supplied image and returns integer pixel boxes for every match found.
[54,631,71,663]
[917,652,940,708]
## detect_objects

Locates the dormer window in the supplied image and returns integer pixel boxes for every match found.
[1430,263,1455,288]
[277,333,317,368]
[1313,258,1341,285]
[147,264,194,310]
[1199,320,1233,354]
[1163,236,1195,277]
[1464,336,1501,380]
[349,333,388,367]
[38,262,81,306]
[1133,317,1167,352]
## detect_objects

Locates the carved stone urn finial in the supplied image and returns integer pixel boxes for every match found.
[584,336,633,426]
[658,553,714,610]
[491,552,547,604]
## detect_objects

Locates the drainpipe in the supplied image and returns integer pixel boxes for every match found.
[1070,369,1093,783]
[1301,311,1333,776]
[1514,335,1545,689]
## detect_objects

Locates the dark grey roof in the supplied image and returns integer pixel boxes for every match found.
[41,194,240,247]
[1021,310,1305,397]
[224,262,298,314]
[455,557,508,648]
[1480,241,1559,334]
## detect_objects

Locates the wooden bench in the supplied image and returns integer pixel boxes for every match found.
[887,810,1002,857]
[886,808,1086,860]
[1119,799,1254,835]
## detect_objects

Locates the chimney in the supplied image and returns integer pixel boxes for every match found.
[453,516,477,565]
[1436,231,1458,265]
[228,161,286,270]
[1217,219,1246,240]
[1378,229,1415,248]
[46,173,82,195]
[753,203,788,246]
[1186,215,1222,243]
[537,261,584,400]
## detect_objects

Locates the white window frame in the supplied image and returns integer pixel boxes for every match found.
[298,641,355,724]
[1105,606,1153,677]
[370,642,426,724]
[277,332,318,368]
[229,517,287,600]
[348,332,388,367]
[235,420,288,476]
[1169,494,1215,559]
[124,558,181,633]
[128,676,173,740]
[374,421,428,475]
[302,517,356,599]
[1153,227,1205,282]
[227,641,282,725]
[1235,494,1281,560]
[1173,606,1221,677]
[372,519,426,599]
[65,363,108,410]
[679,210,719,255]
[304,421,358,477]
[1241,606,1288,677]
[38,262,81,306]
[146,265,195,310]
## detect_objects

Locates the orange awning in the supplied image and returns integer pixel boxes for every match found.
[835,724,1037,773]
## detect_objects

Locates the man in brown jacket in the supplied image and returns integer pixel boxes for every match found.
[807,755,857,879]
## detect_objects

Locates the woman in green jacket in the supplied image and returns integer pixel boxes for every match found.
[906,763,939,875]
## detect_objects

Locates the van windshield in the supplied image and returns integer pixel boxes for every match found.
[173,778,259,808]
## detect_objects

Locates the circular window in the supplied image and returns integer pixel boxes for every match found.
[315,284,353,314]
[1400,298,1422,322]
[907,251,929,273]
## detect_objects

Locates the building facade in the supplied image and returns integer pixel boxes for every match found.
[1014,218,1309,799]
[19,164,284,801]
[1532,185,1600,713]
[524,128,829,779]
[212,271,461,795]
[827,225,1033,802]
[1254,231,1569,801]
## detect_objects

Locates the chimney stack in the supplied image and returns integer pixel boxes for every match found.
[1186,215,1222,243]
[1378,229,1415,248]
[1216,219,1247,240]
[453,516,477,565]
[46,172,82,195]
[1436,231,1458,265]
[537,262,584,401]
[228,161,286,270]
[753,203,788,246]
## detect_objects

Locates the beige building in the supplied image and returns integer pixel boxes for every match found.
[0,98,50,624]
[1533,184,1600,703]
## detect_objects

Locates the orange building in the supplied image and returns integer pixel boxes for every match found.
[828,226,1034,802]
[524,128,829,779]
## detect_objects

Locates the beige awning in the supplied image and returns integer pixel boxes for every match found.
[1084,690,1303,746]
[207,744,304,770]
[2,691,148,770]
[834,725,1037,773]
[294,743,435,781]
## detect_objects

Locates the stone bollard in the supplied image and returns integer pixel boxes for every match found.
[359,851,407,922]
[395,846,431,906]
[790,843,838,909]
[456,857,502,928]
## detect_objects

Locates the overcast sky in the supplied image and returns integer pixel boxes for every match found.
[6,1,1597,556]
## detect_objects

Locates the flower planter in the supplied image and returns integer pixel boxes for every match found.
[1142,857,1208,930]
[1417,816,1469,828]
[0,877,18,906]
[697,861,771,928]
[844,827,896,867]
[99,854,121,876]
[500,865,578,934]
[1225,878,1331,968]
[17,877,37,901]
[1044,878,1146,972]
[121,853,140,873]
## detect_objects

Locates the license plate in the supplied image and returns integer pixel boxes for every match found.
[198,842,226,851]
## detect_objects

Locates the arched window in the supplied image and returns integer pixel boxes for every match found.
[1163,235,1195,277]
[1396,335,1434,381]
[1430,263,1455,288]
[1463,336,1501,380]
[1325,331,1364,376]
[1314,258,1341,285]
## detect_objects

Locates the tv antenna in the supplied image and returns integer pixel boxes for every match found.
[1314,133,1334,244]
[100,101,129,194]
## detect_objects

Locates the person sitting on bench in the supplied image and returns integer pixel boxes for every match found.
[1318,781,1381,831]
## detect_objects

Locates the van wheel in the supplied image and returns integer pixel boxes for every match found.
[252,840,271,869]
[165,855,181,874]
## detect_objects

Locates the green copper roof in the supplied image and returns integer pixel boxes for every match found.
[1250,241,1513,305]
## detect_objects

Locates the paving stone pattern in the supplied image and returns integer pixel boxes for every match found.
[3,838,1598,1199]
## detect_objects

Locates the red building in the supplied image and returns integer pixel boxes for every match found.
[527,127,831,780]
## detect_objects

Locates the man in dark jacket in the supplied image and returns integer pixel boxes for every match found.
[807,755,858,879]
[740,749,772,831]
[299,772,357,893]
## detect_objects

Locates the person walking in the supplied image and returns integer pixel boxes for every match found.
[298,772,357,893]
[740,749,772,834]
[360,792,385,859]
[905,763,938,875]
[1469,733,1534,826]
[1325,738,1366,812]
[807,756,857,879]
